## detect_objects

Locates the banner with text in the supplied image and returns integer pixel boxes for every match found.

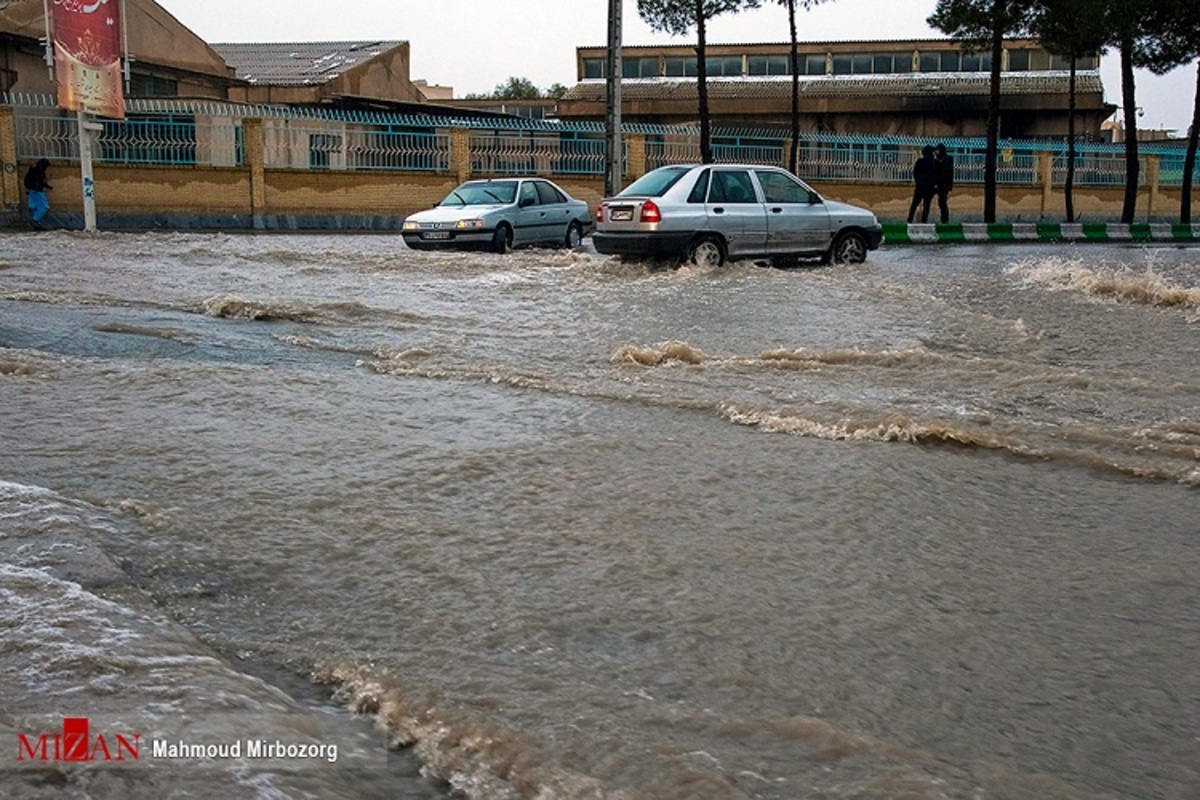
[52,0,125,119]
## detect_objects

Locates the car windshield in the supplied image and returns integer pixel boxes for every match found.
[617,167,690,198]
[441,181,518,206]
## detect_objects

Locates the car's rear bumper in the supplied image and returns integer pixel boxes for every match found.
[593,230,693,257]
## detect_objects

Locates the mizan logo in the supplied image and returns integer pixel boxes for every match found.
[17,717,141,763]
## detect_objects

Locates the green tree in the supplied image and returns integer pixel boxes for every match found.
[928,0,1036,223]
[546,83,570,100]
[490,76,543,100]
[778,0,830,174]
[1030,0,1109,222]
[638,0,763,163]
[1136,0,1200,223]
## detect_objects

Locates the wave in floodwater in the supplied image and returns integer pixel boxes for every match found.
[1006,256,1200,313]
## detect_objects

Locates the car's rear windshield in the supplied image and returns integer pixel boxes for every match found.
[617,167,690,198]
[443,181,517,205]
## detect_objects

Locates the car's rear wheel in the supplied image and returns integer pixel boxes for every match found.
[564,221,583,249]
[687,235,725,268]
[492,224,513,254]
[828,230,868,264]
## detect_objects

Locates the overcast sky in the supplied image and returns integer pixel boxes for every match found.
[157,0,1195,134]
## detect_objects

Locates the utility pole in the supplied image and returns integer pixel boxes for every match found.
[604,0,623,197]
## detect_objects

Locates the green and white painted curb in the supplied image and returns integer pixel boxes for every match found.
[882,221,1200,245]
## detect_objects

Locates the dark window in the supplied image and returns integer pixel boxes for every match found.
[1077,54,1098,70]
[129,73,178,98]
[805,55,827,75]
[619,166,690,198]
[519,181,539,206]
[535,181,565,205]
[941,52,960,72]
[961,52,980,71]
[755,170,813,203]
[873,54,893,73]
[853,54,873,74]
[919,52,940,72]
[709,170,756,204]
[583,59,604,79]
[1008,49,1030,71]
[623,57,658,78]
[832,54,852,75]
[747,54,789,76]
[687,169,710,203]
[666,56,697,77]
[894,53,912,73]
[704,56,742,76]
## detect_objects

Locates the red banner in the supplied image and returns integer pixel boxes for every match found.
[52,0,125,119]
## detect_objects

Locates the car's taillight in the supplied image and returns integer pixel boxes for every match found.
[597,202,605,223]
[640,200,662,223]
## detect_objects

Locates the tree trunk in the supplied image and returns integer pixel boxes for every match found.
[695,0,712,164]
[1182,60,1200,225]
[788,0,799,174]
[983,1,1003,223]
[1065,58,1076,223]
[1119,37,1140,224]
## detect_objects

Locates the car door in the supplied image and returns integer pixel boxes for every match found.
[534,180,574,243]
[514,180,543,246]
[706,169,767,257]
[753,169,833,255]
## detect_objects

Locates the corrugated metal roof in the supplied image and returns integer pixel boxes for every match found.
[562,73,1104,102]
[211,41,403,86]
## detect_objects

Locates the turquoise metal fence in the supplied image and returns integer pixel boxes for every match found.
[4,92,1196,187]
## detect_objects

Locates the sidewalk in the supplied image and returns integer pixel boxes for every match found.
[883,221,1200,245]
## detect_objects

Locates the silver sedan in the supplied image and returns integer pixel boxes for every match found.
[594,164,883,267]
[402,178,592,253]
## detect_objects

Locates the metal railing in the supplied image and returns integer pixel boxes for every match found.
[4,93,1196,187]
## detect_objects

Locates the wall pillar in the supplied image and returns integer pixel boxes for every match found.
[0,106,19,214]
[244,118,266,229]
[626,134,647,182]
[1038,150,1053,219]
[1146,153,1160,220]
[450,128,471,183]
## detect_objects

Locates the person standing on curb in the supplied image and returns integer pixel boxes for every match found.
[907,145,936,224]
[23,159,53,230]
[934,143,954,224]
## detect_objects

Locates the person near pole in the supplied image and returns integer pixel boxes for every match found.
[906,145,936,224]
[934,143,955,224]
[23,159,53,229]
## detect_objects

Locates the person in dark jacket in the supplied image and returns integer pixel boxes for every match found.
[23,159,52,228]
[906,145,936,223]
[934,143,954,223]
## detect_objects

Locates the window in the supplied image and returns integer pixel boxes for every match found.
[129,73,178,98]
[748,54,789,76]
[832,54,852,75]
[920,52,940,72]
[804,54,827,75]
[687,170,710,203]
[755,170,814,204]
[519,181,539,206]
[583,58,604,79]
[618,166,690,198]
[852,54,873,74]
[873,54,894,74]
[708,170,756,204]
[535,181,565,205]
[704,56,743,77]
[623,57,658,78]
[941,52,960,72]
[666,56,697,77]
[1007,49,1030,71]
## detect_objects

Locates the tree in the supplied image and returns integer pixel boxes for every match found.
[546,83,570,100]
[929,0,1036,223]
[490,76,542,100]
[778,0,830,175]
[638,0,762,163]
[1137,0,1200,223]
[1030,0,1108,222]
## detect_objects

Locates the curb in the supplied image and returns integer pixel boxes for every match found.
[882,222,1200,245]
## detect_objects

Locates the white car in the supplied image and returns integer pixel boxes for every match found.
[402,178,592,253]
[594,164,883,266]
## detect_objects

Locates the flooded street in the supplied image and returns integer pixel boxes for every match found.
[1,232,1198,799]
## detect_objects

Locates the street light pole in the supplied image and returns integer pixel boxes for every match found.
[604,0,622,198]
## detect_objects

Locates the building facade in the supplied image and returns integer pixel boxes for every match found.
[558,40,1113,138]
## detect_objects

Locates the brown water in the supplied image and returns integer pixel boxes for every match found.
[1,232,1198,799]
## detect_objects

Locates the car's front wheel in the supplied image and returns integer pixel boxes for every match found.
[564,221,583,250]
[687,235,726,268]
[828,230,868,264]
[492,223,513,254]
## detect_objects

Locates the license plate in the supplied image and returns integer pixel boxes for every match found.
[610,209,633,222]
[422,231,451,240]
